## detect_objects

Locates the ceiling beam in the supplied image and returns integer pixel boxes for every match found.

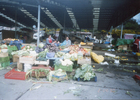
[0,12,26,27]
[20,8,46,27]
[66,8,80,29]
[41,7,63,29]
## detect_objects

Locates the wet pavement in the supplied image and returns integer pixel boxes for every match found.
[0,50,140,100]
[0,64,140,100]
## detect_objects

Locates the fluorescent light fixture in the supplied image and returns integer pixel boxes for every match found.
[93,12,99,15]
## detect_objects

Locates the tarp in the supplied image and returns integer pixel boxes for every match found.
[124,34,135,39]
[112,39,134,46]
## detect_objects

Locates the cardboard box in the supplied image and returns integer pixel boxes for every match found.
[118,45,123,50]
[78,58,91,65]
[19,56,36,64]
[0,53,8,57]
[86,42,93,46]
[118,45,127,50]
[13,55,19,62]
[123,45,127,50]
[17,61,23,70]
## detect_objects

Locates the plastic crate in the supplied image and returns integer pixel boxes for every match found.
[8,46,18,51]
[5,69,26,80]
[0,56,9,63]
[0,61,10,68]
[55,65,73,72]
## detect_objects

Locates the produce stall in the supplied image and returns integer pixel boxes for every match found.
[0,41,104,82]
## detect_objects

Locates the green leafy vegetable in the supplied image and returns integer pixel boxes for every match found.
[74,64,95,81]
[11,50,29,56]
[37,49,49,58]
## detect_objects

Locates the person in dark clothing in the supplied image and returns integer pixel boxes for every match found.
[87,35,90,41]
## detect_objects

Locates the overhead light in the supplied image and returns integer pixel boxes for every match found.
[69,12,74,15]
[3,8,5,10]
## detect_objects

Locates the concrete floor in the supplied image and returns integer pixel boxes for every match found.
[0,66,140,100]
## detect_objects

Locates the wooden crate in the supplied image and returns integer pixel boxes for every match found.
[0,53,8,57]
[86,42,93,46]
[19,56,36,64]
[34,60,49,65]
[13,55,19,62]
[118,45,127,51]
[78,58,91,65]
[17,61,23,70]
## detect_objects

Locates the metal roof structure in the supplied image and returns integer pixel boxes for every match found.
[0,0,140,31]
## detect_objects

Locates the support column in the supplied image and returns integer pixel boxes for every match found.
[15,9,17,39]
[63,12,66,30]
[37,5,41,46]
[120,23,123,39]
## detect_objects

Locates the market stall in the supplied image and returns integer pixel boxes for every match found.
[0,41,104,82]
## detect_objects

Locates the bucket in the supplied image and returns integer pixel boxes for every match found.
[24,64,32,72]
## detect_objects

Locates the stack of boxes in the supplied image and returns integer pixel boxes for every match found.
[0,53,10,68]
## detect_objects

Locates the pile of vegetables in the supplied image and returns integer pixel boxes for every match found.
[70,53,78,61]
[35,43,45,53]
[91,52,104,63]
[22,45,36,51]
[46,44,59,53]
[47,69,67,82]
[11,50,30,56]
[26,68,50,80]
[0,44,8,49]
[36,49,49,61]
[55,52,65,58]
[36,43,59,53]
[79,47,89,55]
[59,46,66,50]
[69,45,79,54]
[63,53,77,61]
[64,53,71,60]
[74,64,95,81]
[54,59,73,67]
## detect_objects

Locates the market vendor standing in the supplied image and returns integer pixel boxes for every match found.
[62,37,71,47]
[46,35,56,45]
[134,37,140,52]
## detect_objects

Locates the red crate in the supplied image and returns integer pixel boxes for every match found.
[5,69,26,80]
